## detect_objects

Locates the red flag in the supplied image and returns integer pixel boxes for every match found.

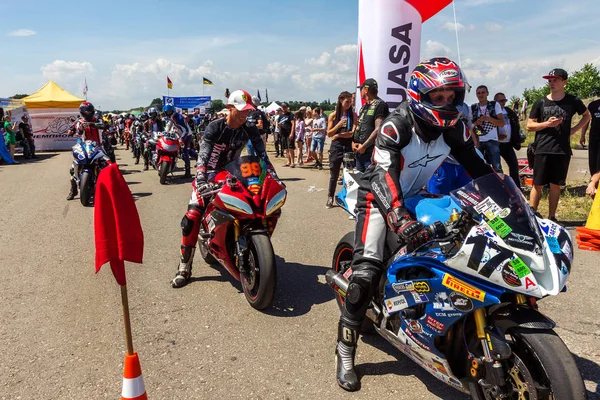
[405,0,451,22]
[167,76,173,89]
[94,163,144,286]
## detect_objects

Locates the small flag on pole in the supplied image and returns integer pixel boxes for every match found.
[257,89,261,103]
[83,78,88,98]
[265,88,269,103]
[167,76,173,89]
[203,77,213,85]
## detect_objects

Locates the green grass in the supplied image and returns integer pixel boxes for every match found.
[523,181,593,223]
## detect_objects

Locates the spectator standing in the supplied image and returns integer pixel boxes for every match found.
[471,85,504,172]
[494,92,522,190]
[272,109,282,157]
[3,116,18,163]
[310,107,326,170]
[580,97,600,175]
[326,91,356,208]
[512,97,520,115]
[304,108,314,163]
[354,78,389,172]
[527,68,591,221]
[18,115,36,159]
[278,103,296,167]
[294,111,306,165]
[520,98,528,121]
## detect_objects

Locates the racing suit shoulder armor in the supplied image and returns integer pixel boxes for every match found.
[374,103,413,150]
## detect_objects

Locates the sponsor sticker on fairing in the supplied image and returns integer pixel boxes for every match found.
[442,274,486,302]
[386,295,408,312]
[426,316,445,333]
[392,281,414,293]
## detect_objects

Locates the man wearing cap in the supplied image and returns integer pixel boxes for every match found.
[354,78,389,172]
[527,68,591,222]
[171,89,278,288]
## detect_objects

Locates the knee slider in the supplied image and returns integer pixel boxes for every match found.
[346,269,378,305]
[180,215,196,237]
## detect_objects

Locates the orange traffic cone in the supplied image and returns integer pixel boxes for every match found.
[121,352,147,400]
[576,190,600,250]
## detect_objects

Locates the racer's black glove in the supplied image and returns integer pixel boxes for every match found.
[387,207,432,249]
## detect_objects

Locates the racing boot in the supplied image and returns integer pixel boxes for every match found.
[335,321,360,391]
[171,245,195,288]
[66,180,78,201]
[143,161,149,171]
[183,166,193,179]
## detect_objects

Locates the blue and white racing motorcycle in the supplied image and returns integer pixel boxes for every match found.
[327,161,585,399]
[71,138,109,206]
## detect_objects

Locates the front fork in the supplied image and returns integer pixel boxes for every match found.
[472,295,527,396]
[233,220,249,274]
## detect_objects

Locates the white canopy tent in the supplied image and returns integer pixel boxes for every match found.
[265,101,281,114]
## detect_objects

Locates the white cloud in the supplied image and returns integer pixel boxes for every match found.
[41,60,94,81]
[306,52,332,67]
[422,40,452,59]
[485,22,502,31]
[441,22,465,32]
[7,29,36,37]
[334,44,357,55]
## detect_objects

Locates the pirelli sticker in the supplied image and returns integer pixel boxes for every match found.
[442,274,486,302]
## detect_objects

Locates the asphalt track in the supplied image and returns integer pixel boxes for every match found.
[0,147,598,399]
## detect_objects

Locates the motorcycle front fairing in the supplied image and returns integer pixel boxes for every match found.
[445,173,572,298]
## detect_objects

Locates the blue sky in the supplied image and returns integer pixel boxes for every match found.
[2,0,599,110]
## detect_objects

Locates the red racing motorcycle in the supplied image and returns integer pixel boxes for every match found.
[197,155,287,310]
[153,131,181,184]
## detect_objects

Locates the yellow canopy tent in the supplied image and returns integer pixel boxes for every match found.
[22,81,84,109]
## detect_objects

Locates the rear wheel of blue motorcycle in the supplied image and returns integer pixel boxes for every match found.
[80,171,93,207]
[242,234,276,310]
[469,328,586,400]
[332,231,375,334]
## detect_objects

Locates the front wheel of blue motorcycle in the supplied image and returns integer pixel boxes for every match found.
[80,171,93,207]
[469,328,586,400]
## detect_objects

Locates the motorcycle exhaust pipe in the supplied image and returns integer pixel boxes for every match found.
[326,269,382,323]
[325,269,348,298]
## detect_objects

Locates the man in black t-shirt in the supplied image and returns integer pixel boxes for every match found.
[581,98,600,175]
[527,68,590,221]
[354,78,389,172]
[277,103,296,166]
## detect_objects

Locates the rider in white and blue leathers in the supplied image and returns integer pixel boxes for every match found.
[164,104,195,178]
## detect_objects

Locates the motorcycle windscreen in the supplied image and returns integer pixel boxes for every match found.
[225,155,267,195]
[449,173,544,251]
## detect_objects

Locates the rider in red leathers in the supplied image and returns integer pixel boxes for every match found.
[171,90,278,288]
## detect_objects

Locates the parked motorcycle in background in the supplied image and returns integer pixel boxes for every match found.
[197,156,287,310]
[328,172,585,399]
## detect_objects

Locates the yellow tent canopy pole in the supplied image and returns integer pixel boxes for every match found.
[22,81,84,109]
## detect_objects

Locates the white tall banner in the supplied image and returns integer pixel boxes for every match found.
[356,0,451,111]
[29,108,79,151]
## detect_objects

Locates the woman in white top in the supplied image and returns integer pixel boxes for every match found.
[304,107,314,163]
